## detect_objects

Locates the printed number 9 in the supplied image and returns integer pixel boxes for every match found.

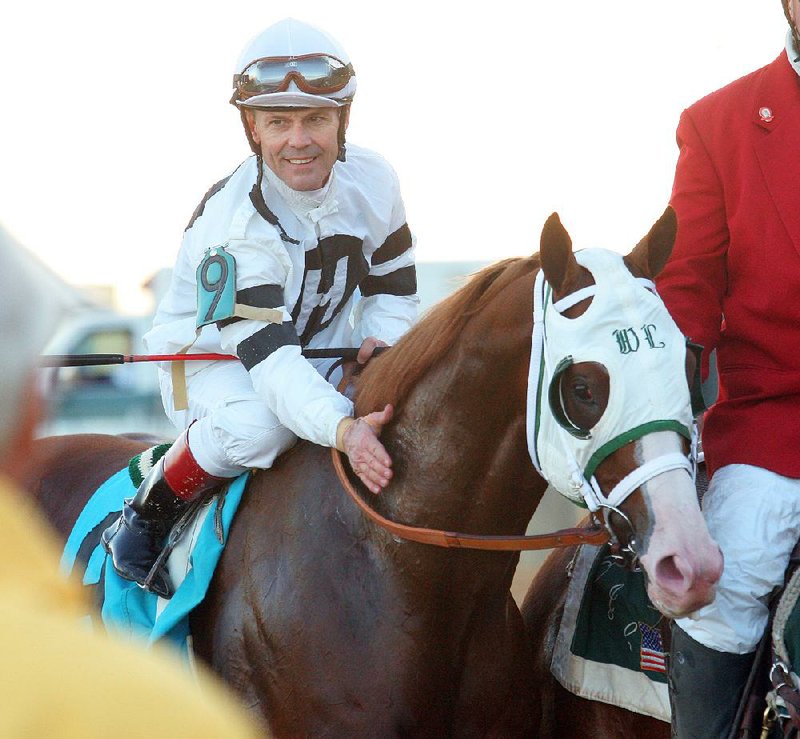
[201,255,228,323]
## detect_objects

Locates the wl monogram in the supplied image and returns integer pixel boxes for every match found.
[613,324,666,354]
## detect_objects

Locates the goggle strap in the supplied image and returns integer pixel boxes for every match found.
[249,159,300,245]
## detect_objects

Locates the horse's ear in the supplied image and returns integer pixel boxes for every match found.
[625,206,677,279]
[540,212,579,295]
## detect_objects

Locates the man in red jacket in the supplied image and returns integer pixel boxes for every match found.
[657,2,800,735]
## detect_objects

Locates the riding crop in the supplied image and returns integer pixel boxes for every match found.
[40,348,381,367]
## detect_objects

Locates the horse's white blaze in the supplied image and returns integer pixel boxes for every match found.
[636,432,723,619]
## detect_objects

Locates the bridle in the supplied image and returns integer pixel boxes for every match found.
[597,502,641,571]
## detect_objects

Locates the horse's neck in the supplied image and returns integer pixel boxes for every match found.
[350,266,546,603]
[380,340,545,573]
[357,354,543,665]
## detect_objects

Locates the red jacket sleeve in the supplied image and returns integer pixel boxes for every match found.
[656,108,728,378]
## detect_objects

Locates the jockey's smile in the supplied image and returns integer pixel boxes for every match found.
[246,107,341,191]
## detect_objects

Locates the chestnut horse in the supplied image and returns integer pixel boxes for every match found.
[28,209,720,737]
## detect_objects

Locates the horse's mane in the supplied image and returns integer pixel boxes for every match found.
[355,255,540,414]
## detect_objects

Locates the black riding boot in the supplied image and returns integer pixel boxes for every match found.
[669,623,755,739]
[101,431,224,598]
[100,457,189,598]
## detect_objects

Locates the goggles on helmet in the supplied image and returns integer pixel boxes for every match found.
[233,54,355,102]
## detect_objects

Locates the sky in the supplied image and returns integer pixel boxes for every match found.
[0,1,787,312]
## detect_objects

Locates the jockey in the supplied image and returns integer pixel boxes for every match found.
[102,18,419,598]
[658,1,800,735]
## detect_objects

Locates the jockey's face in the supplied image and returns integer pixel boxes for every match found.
[246,107,341,192]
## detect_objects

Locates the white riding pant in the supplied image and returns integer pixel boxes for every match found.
[677,464,800,654]
[158,361,298,478]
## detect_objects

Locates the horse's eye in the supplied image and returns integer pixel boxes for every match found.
[550,361,608,437]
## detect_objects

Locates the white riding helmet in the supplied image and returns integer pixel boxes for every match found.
[231,18,357,109]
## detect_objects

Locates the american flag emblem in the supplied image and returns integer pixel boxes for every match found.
[639,622,667,674]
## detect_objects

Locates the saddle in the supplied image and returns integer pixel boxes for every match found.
[62,449,249,651]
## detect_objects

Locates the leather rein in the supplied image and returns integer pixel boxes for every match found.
[330,447,608,551]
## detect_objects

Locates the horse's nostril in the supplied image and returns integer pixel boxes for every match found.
[655,554,691,593]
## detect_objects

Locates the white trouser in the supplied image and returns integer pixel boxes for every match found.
[677,464,800,654]
[158,361,298,478]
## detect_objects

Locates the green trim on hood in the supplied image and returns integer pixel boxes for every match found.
[583,420,691,481]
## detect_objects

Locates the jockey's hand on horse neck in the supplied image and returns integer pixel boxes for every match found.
[338,405,394,494]
[338,336,393,494]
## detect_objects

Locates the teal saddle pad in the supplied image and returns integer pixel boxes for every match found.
[60,456,249,653]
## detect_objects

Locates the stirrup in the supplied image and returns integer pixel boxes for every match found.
[140,494,209,595]
[101,516,173,598]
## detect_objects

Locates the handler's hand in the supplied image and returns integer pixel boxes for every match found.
[336,404,394,494]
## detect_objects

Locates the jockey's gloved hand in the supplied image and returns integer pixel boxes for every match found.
[337,405,394,494]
